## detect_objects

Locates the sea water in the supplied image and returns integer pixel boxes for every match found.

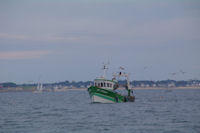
[0,89,200,133]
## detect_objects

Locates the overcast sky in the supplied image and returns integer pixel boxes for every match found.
[0,0,200,83]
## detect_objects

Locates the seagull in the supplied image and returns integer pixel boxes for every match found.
[144,66,148,70]
[170,73,176,76]
[119,66,125,70]
[180,70,186,74]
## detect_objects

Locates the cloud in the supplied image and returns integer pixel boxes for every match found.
[0,50,52,60]
[0,33,29,40]
[0,32,91,43]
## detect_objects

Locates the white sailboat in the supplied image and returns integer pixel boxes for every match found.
[33,80,43,93]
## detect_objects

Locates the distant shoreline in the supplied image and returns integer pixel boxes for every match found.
[0,86,200,93]
[67,87,200,91]
[132,86,200,90]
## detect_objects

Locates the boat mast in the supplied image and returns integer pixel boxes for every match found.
[102,62,109,78]
[119,72,131,89]
[126,73,130,90]
[114,67,131,90]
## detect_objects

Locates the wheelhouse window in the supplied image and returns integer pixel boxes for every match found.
[101,82,103,87]
[98,83,101,87]
[107,83,109,87]
[95,80,114,88]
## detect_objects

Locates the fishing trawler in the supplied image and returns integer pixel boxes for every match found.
[88,64,135,103]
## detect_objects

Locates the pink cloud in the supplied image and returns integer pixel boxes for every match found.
[0,33,29,40]
[0,50,51,60]
[0,32,88,43]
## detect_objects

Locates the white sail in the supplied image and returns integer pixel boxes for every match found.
[34,81,43,93]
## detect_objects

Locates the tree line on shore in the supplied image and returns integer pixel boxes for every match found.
[1,80,200,89]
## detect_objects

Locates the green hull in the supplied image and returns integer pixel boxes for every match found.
[88,86,126,103]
